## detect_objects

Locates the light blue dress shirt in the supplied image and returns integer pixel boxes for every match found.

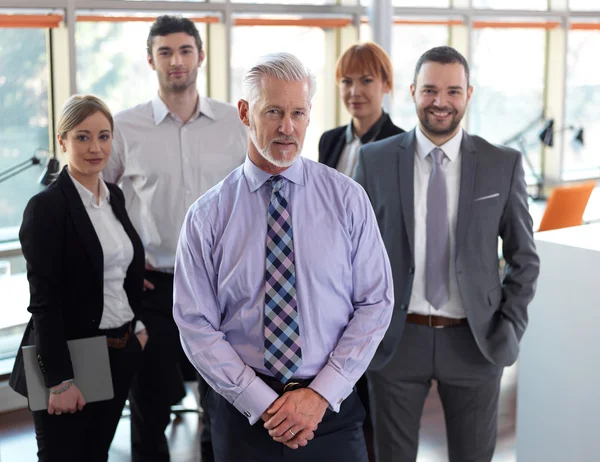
[173,155,394,425]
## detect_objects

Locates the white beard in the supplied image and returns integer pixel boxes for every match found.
[249,118,301,168]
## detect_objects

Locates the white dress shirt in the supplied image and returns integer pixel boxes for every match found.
[103,94,247,269]
[409,126,466,318]
[336,136,362,177]
[68,171,143,332]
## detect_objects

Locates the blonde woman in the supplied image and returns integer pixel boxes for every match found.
[9,95,146,461]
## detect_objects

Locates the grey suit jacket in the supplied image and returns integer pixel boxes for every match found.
[354,129,540,370]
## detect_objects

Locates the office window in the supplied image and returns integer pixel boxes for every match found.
[0,28,49,241]
[360,0,449,6]
[360,22,372,42]
[469,28,545,182]
[0,27,48,361]
[237,0,334,4]
[390,24,449,131]
[76,21,207,114]
[231,26,327,161]
[569,0,600,10]
[473,0,548,9]
[122,0,204,2]
[563,29,600,179]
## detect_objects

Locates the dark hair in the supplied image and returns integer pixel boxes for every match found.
[413,46,470,86]
[146,15,203,56]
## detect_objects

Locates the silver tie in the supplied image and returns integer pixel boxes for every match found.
[425,147,450,310]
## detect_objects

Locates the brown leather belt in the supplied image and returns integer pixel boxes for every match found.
[106,331,130,349]
[406,313,467,328]
[256,372,314,396]
[102,322,132,349]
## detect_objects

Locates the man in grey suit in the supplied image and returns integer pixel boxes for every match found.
[353,46,540,462]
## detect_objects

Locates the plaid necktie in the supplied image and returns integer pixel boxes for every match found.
[264,176,302,383]
[426,148,450,310]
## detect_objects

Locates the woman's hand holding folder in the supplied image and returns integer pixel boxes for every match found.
[48,382,86,415]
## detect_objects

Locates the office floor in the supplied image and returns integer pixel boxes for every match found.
[0,363,517,462]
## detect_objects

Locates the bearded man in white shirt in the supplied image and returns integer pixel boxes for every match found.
[103,15,247,462]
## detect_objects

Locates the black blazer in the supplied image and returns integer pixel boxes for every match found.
[9,167,145,397]
[318,111,404,169]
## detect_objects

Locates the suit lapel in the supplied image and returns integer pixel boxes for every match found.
[398,130,416,257]
[57,168,104,279]
[456,131,477,255]
[376,116,398,140]
[328,131,347,168]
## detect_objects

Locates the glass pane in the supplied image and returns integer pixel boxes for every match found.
[569,0,600,10]
[0,28,49,242]
[469,28,546,184]
[76,21,207,115]
[0,260,29,360]
[390,25,449,131]
[563,30,600,179]
[472,0,548,9]
[237,0,333,4]
[360,0,449,6]
[360,22,372,42]
[118,0,204,2]
[230,26,327,161]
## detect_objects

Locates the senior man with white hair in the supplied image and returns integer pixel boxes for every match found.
[173,52,394,461]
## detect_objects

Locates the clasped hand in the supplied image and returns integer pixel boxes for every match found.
[262,388,328,450]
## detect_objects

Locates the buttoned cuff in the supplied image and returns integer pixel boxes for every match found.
[232,376,279,425]
[308,364,353,413]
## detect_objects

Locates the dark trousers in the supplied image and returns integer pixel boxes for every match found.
[198,372,214,461]
[356,374,375,461]
[33,330,141,462]
[129,271,189,462]
[208,387,368,462]
[368,323,503,462]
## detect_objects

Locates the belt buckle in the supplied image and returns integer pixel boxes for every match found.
[283,381,301,393]
[428,315,445,329]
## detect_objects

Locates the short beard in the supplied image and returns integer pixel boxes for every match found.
[161,68,198,94]
[419,106,463,137]
[249,118,301,168]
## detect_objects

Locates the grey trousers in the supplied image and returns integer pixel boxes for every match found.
[368,322,503,462]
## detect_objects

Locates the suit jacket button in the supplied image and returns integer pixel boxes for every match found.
[400,304,408,310]
[408,267,415,274]
[37,355,42,360]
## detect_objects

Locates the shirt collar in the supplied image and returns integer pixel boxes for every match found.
[415,125,463,162]
[243,155,305,193]
[151,93,213,126]
[67,169,110,207]
[345,110,390,144]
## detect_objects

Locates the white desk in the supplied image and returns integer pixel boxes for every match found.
[516,223,600,462]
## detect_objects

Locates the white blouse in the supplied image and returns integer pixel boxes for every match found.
[68,171,144,333]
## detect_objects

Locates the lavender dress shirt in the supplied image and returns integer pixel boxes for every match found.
[173,155,394,425]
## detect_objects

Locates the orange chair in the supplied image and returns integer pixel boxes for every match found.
[537,181,596,232]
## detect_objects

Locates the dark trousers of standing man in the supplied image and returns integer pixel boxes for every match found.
[368,321,503,462]
[33,325,142,462]
[129,270,189,462]
[208,384,368,462]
